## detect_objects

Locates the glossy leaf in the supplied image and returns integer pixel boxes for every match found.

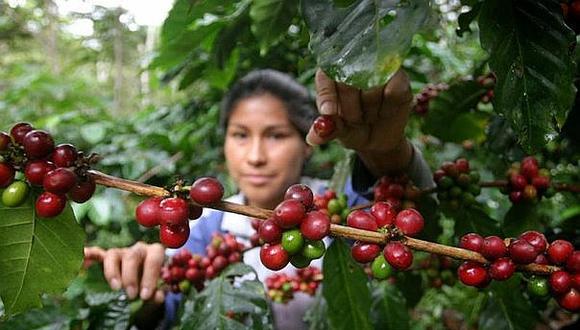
[322,238,373,330]
[423,80,489,143]
[303,0,434,88]
[85,292,130,330]
[250,0,298,53]
[479,0,576,152]
[0,306,71,330]
[449,206,502,238]
[479,276,539,330]
[370,281,410,330]
[180,263,272,330]
[502,203,544,237]
[0,197,84,317]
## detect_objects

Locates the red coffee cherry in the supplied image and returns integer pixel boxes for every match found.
[23,130,54,159]
[488,257,515,281]
[550,271,572,294]
[284,184,314,210]
[259,218,283,243]
[481,236,507,260]
[547,240,574,265]
[458,261,489,287]
[509,239,538,264]
[51,144,78,168]
[68,178,96,203]
[10,122,34,145]
[557,288,580,312]
[43,168,78,194]
[24,160,55,186]
[0,132,11,151]
[212,255,228,272]
[273,199,306,229]
[351,241,381,264]
[394,208,424,237]
[136,196,163,227]
[300,210,331,240]
[0,162,16,188]
[566,250,580,274]
[313,115,335,138]
[159,223,190,248]
[189,177,224,205]
[455,158,470,173]
[509,191,523,203]
[346,210,378,231]
[370,202,397,227]
[260,243,289,271]
[520,157,539,179]
[159,197,189,227]
[459,233,484,253]
[185,268,204,282]
[534,253,549,265]
[509,174,527,191]
[531,176,550,191]
[519,231,547,254]
[36,192,67,218]
[383,241,413,270]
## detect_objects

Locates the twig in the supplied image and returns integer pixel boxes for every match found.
[88,170,561,275]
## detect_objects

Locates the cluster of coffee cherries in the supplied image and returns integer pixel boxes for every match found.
[349,202,425,275]
[373,174,421,210]
[265,267,322,304]
[433,158,481,209]
[0,122,96,217]
[457,231,579,312]
[476,72,495,104]
[413,83,449,115]
[502,156,552,204]
[561,1,580,34]
[313,189,350,224]
[258,184,331,271]
[135,177,224,248]
[161,233,244,293]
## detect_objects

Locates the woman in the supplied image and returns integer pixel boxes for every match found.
[84,68,434,329]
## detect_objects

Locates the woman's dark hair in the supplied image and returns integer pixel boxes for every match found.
[220,69,317,137]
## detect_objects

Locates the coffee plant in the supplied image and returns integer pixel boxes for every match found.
[1,0,580,329]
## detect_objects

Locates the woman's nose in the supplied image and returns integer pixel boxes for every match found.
[247,137,267,166]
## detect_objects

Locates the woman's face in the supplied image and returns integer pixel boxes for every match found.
[224,94,312,209]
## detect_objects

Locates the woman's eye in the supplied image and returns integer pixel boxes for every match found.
[268,132,288,140]
[231,132,247,139]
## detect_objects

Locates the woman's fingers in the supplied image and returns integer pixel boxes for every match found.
[315,69,339,116]
[140,244,165,301]
[121,244,146,299]
[103,248,123,290]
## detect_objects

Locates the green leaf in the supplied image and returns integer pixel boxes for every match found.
[479,0,576,152]
[180,263,272,330]
[250,0,298,54]
[0,198,85,317]
[502,203,543,237]
[303,289,329,330]
[85,292,130,330]
[212,0,251,68]
[328,150,354,194]
[479,276,539,330]
[370,281,409,330]
[449,206,502,238]
[0,306,71,330]
[416,194,441,242]
[322,238,372,330]
[423,80,489,143]
[302,0,435,88]
[394,272,423,308]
